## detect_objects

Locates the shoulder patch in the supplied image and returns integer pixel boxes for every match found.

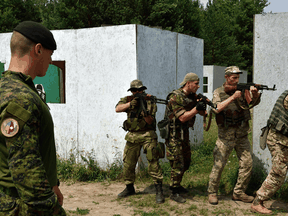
[1,118,19,137]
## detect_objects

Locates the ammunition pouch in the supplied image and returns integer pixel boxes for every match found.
[216,109,245,127]
[269,120,288,138]
[122,120,129,131]
[157,118,170,139]
[216,112,225,126]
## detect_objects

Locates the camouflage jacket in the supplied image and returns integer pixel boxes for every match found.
[268,91,288,138]
[213,84,260,127]
[166,88,197,139]
[116,94,158,142]
[0,71,57,203]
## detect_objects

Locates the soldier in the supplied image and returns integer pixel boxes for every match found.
[164,73,207,203]
[207,66,261,205]
[0,21,66,215]
[115,80,164,204]
[251,90,288,214]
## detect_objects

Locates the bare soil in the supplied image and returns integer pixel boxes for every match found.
[60,181,288,216]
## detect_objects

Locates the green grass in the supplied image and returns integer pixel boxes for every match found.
[68,208,90,215]
[57,148,123,182]
[58,114,288,215]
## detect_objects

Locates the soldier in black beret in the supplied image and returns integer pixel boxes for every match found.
[14,20,57,51]
[0,21,66,215]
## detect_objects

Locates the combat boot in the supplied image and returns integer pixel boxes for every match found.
[169,185,188,194]
[154,182,165,204]
[118,184,135,198]
[170,187,186,203]
[251,196,272,214]
[232,193,254,203]
[208,193,218,205]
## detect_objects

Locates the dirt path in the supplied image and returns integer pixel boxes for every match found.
[60,181,288,216]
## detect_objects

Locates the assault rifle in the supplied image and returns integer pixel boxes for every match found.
[197,93,217,109]
[237,83,276,91]
[128,93,168,117]
[236,83,276,104]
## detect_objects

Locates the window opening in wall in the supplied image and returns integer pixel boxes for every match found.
[33,61,66,103]
[203,76,208,93]
[203,85,208,93]
[0,62,5,78]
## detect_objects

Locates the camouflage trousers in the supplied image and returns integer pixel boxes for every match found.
[0,186,66,216]
[123,138,163,185]
[208,125,252,195]
[166,131,191,187]
[257,130,288,201]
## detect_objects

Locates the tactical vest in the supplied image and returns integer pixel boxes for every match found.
[267,90,288,137]
[163,89,196,139]
[124,97,156,132]
[215,86,251,127]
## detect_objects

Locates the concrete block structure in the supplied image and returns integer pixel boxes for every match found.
[253,13,288,171]
[203,65,247,100]
[0,25,204,168]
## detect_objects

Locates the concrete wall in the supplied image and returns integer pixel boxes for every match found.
[203,65,247,100]
[0,25,204,168]
[253,13,288,170]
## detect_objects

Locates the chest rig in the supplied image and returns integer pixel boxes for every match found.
[216,86,251,127]
[123,96,156,132]
[267,90,288,137]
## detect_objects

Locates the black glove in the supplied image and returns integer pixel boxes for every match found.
[196,101,206,111]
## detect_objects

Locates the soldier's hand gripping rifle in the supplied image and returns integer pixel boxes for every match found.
[197,93,216,109]
[236,83,276,109]
[133,93,168,117]
[196,93,216,131]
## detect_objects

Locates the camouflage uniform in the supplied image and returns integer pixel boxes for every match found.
[166,88,196,187]
[117,95,163,185]
[256,92,288,201]
[0,71,66,215]
[208,84,260,196]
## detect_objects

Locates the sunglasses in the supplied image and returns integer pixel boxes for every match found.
[130,88,143,92]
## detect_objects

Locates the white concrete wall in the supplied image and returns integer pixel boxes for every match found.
[0,24,204,168]
[50,25,137,166]
[177,34,204,144]
[253,13,288,170]
[0,32,12,68]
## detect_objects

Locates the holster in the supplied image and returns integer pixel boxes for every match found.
[260,126,269,150]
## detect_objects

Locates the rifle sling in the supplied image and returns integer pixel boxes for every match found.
[237,92,262,110]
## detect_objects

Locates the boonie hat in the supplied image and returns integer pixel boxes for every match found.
[14,21,57,50]
[179,73,199,86]
[127,79,147,91]
[225,66,243,75]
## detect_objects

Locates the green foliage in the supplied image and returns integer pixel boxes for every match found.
[0,0,41,33]
[200,0,268,79]
[1,0,269,78]
[200,0,245,68]
[159,160,171,180]
[275,182,288,202]
[57,149,123,182]
[68,207,90,215]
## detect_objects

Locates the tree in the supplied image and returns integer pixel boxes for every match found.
[233,0,268,81]
[200,0,245,68]
[200,0,268,80]
[0,0,40,33]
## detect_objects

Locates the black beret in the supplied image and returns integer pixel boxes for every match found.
[14,21,57,50]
